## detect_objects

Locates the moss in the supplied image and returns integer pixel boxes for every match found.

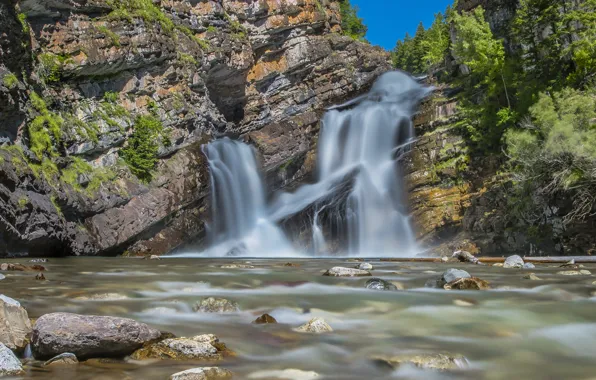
[177,52,197,65]
[17,13,30,34]
[97,25,121,47]
[30,158,60,186]
[3,73,18,89]
[107,0,175,33]
[206,25,217,33]
[279,158,294,171]
[172,92,185,110]
[17,196,29,209]
[50,194,63,217]
[65,113,99,143]
[103,91,119,103]
[28,92,64,159]
[120,114,167,182]
[37,53,72,83]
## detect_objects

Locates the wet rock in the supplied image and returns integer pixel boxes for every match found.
[557,270,591,276]
[148,255,161,260]
[503,255,524,269]
[373,353,468,371]
[453,299,477,307]
[0,274,4,281]
[441,257,449,263]
[365,278,403,291]
[293,318,333,334]
[1,263,46,271]
[524,273,541,280]
[444,277,490,290]
[131,334,231,361]
[31,312,161,360]
[283,263,301,267]
[0,342,24,376]
[248,369,319,379]
[44,352,78,366]
[220,264,255,269]
[74,293,128,301]
[323,267,371,277]
[452,250,480,264]
[0,294,32,351]
[253,314,277,324]
[142,307,179,315]
[522,263,536,269]
[439,269,471,287]
[35,273,46,280]
[358,263,373,270]
[492,263,504,267]
[29,259,48,263]
[194,298,239,313]
[170,367,233,380]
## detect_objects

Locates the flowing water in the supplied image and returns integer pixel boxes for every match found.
[2,258,596,379]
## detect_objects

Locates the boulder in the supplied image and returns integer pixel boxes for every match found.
[0,294,32,351]
[503,255,524,269]
[44,352,78,366]
[439,269,471,287]
[522,263,535,269]
[323,267,371,277]
[373,353,468,371]
[170,367,233,380]
[293,318,333,334]
[194,298,239,313]
[365,278,403,291]
[131,334,231,361]
[31,313,161,360]
[444,277,490,290]
[248,369,319,379]
[253,314,277,324]
[0,342,23,376]
[452,251,480,264]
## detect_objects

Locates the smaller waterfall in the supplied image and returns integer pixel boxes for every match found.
[312,207,327,255]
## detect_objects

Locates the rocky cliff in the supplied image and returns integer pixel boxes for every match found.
[0,0,390,257]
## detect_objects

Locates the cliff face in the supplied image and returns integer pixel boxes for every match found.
[0,0,390,257]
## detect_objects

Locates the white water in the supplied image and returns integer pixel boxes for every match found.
[179,71,430,257]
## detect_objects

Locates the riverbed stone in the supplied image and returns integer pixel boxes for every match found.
[439,269,471,287]
[248,369,320,379]
[444,277,490,290]
[323,267,371,277]
[503,255,524,269]
[194,298,239,313]
[0,295,32,351]
[0,342,24,376]
[358,263,373,270]
[557,270,591,276]
[74,293,128,301]
[373,353,468,371]
[522,263,536,269]
[0,274,4,281]
[170,367,233,380]
[524,273,541,280]
[131,334,231,361]
[452,250,480,264]
[31,312,161,360]
[253,314,277,324]
[44,352,78,366]
[293,318,333,334]
[365,278,402,291]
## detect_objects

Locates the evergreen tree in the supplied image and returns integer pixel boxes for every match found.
[338,0,367,41]
[420,12,450,70]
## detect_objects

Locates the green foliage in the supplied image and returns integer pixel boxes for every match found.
[392,23,428,74]
[206,26,217,33]
[17,13,29,34]
[28,92,64,159]
[420,12,450,70]
[37,53,72,84]
[97,25,121,47]
[107,0,175,32]
[338,0,367,41]
[103,91,119,103]
[50,194,63,217]
[30,158,60,186]
[177,52,197,65]
[17,195,28,209]
[61,157,117,194]
[2,73,18,89]
[120,115,168,182]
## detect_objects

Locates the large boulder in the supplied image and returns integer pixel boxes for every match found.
[503,255,524,269]
[0,294,32,351]
[30,313,162,360]
[0,342,23,376]
[131,334,231,361]
[170,367,233,380]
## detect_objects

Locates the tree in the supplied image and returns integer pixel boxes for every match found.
[338,0,367,41]
[392,23,427,74]
[420,12,450,70]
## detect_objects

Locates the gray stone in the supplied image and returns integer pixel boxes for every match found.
[524,273,541,280]
[373,353,468,371]
[194,298,239,313]
[131,334,230,361]
[31,312,161,360]
[0,274,4,281]
[365,278,401,291]
[169,367,233,380]
[358,263,373,270]
[323,267,371,277]
[557,270,591,276]
[503,255,524,269]
[293,318,333,334]
[0,342,23,376]
[44,352,78,366]
[440,269,471,286]
[0,294,32,351]
[248,369,319,379]
[522,263,536,269]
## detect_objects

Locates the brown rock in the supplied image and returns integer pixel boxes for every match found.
[444,277,490,290]
[169,367,233,380]
[0,295,32,351]
[253,314,278,324]
[131,334,231,361]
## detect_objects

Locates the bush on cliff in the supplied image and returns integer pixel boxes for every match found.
[338,0,367,41]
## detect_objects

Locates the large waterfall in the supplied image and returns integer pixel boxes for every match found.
[181,71,430,257]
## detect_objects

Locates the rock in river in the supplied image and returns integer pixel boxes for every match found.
[44,352,78,366]
[503,255,524,269]
[194,298,239,313]
[131,334,231,361]
[439,269,471,287]
[0,274,4,281]
[170,367,233,380]
[0,342,24,376]
[31,312,161,360]
[365,278,402,291]
[444,277,490,290]
[248,369,320,379]
[293,318,333,334]
[323,267,371,277]
[522,263,536,269]
[358,262,373,270]
[0,294,32,351]
[253,314,277,324]
[373,353,468,371]
[557,270,591,276]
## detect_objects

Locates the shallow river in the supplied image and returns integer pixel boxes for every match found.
[2,257,596,379]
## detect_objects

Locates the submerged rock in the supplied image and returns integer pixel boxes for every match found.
[74,293,128,301]
[557,270,591,276]
[524,273,541,280]
[293,318,333,334]
[373,353,468,371]
[444,277,490,290]
[522,263,536,269]
[194,298,239,313]
[31,312,161,360]
[35,273,46,280]
[149,255,161,260]
[323,267,371,277]
[503,255,524,269]
[170,367,233,380]
[248,369,320,379]
[253,314,277,324]
[358,263,373,270]
[0,294,32,351]
[220,264,255,269]
[365,278,402,291]
[0,342,24,376]
[131,334,231,361]
[439,269,471,287]
[44,352,78,366]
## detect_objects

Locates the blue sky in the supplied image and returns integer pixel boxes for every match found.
[351,0,453,50]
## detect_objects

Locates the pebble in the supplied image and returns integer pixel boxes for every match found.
[293,318,333,334]
[169,367,233,380]
[503,255,524,269]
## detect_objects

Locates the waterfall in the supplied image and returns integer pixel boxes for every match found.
[178,71,430,257]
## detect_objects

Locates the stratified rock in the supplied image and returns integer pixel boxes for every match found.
[522,263,535,269]
[452,251,480,264]
[557,270,591,276]
[323,267,371,277]
[194,298,239,313]
[31,313,161,360]
[503,255,524,269]
[444,277,490,290]
[44,353,78,366]
[248,369,320,379]
[365,278,402,291]
[253,314,277,324]
[358,263,373,270]
[131,334,231,361]
[439,269,471,287]
[373,353,468,371]
[0,342,23,376]
[293,318,333,334]
[0,294,32,351]
[170,367,233,380]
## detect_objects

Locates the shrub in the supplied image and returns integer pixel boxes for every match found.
[2,73,18,89]
[28,92,64,159]
[120,115,168,182]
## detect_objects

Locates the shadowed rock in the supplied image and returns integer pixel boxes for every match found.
[253,314,277,324]
[44,353,78,366]
[444,277,490,290]
[0,342,23,376]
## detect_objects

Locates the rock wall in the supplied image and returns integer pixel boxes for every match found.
[0,0,390,257]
